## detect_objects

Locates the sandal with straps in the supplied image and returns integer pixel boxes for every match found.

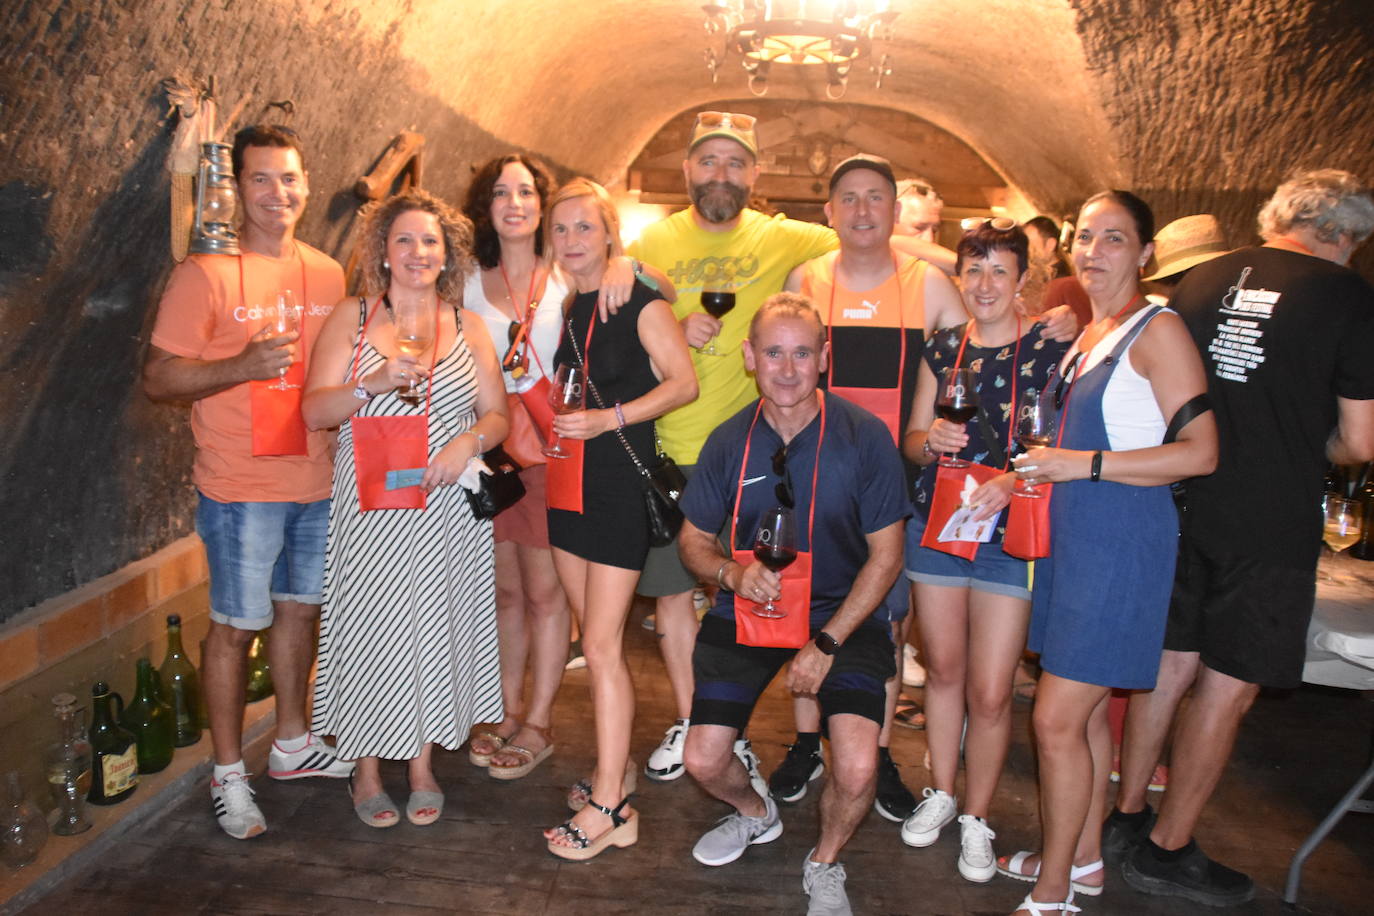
[488,724,555,780]
[567,758,638,811]
[1012,890,1080,914]
[998,851,1104,896]
[467,721,516,767]
[546,796,639,861]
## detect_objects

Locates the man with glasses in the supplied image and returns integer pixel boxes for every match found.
[144,124,352,840]
[895,177,946,245]
[676,294,909,915]
[629,112,955,786]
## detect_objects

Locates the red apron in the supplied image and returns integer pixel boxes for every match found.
[920,320,1022,558]
[545,314,597,514]
[348,298,441,511]
[731,396,826,649]
[826,253,905,444]
[248,248,310,456]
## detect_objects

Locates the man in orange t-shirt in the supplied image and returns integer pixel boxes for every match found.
[144,125,349,840]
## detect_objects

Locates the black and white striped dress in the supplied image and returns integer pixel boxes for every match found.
[312,324,501,761]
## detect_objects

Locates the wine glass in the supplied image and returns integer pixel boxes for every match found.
[700,267,736,356]
[935,367,978,468]
[1014,388,1054,498]
[750,505,797,619]
[1322,494,1364,581]
[393,300,435,407]
[542,364,585,459]
[266,290,301,390]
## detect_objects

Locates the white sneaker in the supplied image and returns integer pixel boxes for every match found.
[901,788,957,847]
[733,737,769,801]
[645,718,689,781]
[211,772,266,839]
[692,794,783,866]
[902,644,926,687]
[957,814,997,882]
[267,733,355,780]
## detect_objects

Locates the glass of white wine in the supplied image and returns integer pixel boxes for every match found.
[1322,494,1363,582]
[393,300,434,407]
[267,290,301,390]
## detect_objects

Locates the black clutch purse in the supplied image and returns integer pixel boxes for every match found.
[465,446,526,521]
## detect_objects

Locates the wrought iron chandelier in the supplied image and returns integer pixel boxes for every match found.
[702,1,899,99]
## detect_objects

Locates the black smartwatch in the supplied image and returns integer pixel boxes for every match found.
[814,632,841,656]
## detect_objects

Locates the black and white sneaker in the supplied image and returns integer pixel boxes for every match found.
[872,748,916,821]
[645,718,689,781]
[267,734,354,780]
[211,772,265,839]
[769,741,825,803]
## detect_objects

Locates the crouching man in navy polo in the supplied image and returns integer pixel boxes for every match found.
[677,293,909,916]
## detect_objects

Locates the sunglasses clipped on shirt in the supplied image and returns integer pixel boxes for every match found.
[771,445,795,509]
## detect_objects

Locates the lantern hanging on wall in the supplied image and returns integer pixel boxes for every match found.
[189,141,239,255]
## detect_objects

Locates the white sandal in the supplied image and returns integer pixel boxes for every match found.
[1012,890,1080,914]
[997,850,1105,896]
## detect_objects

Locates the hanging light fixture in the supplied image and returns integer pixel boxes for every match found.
[188,141,240,256]
[702,1,899,99]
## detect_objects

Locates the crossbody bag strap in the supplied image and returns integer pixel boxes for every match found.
[1164,392,1212,444]
[565,315,654,480]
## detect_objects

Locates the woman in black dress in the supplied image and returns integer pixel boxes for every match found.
[541,178,697,860]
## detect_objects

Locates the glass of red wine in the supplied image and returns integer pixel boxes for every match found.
[935,367,978,468]
[542,364,585,459]
[750,505,797,618]
[1014,388,1054,497]
[700,280,735,355]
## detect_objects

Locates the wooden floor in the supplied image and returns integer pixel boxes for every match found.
[20,600,1374,915]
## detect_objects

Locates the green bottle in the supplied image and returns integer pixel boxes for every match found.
[159,614,203,746]
[245,631,274,703]
[121,659,175,774]
[87,682,138,805]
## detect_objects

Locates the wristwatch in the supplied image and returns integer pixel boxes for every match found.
[352,383,373,401]
[814,632,841,656]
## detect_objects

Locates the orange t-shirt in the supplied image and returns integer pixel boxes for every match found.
[150,245,345,503]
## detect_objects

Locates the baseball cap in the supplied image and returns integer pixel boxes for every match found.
[829,154,897,195]
[689,111,758,158]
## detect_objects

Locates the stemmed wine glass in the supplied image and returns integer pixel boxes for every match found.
[542,364,586,459]
[266,290,301,390]
[700,266,736,355]
[1322,494,1364,581]
[393,299,434,407]
[1014,388,1054,498]
[750,505,797,619]
[935,367,978,468]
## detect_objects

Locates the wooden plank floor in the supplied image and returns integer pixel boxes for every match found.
[20,599,1374,915]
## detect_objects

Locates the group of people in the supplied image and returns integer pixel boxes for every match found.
[144,112,1374,916]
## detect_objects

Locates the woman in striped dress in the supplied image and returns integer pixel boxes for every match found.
[304,189,509,827]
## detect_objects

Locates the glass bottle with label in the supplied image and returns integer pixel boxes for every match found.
[1348,465,1373,561]
[121,659,175,774]
[159,614,203,746]
[87,682,138,805]
[44,693,93,835]
[1,771,48,869]
[245,632,274,702]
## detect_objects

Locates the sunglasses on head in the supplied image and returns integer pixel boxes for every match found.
[770,445,795,509]
[696,111,757,131]
[960,216,1018,232]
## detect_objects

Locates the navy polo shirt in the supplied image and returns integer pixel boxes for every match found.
[681,391,910,632]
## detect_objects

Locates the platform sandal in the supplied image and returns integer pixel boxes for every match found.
[488,724,555,780]
[546,796,639,861]
[567,758,638,811]
[1012,890,1080,914]
[467,721,515,767]
[997,851,1104,896]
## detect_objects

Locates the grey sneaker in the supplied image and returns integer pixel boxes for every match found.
[692,793,783,866]
[900,787,957,847]
[733,737,770,801]
[802,851,853,916]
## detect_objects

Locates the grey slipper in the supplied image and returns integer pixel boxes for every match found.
[406,790,445,826]
[350,775,399,828]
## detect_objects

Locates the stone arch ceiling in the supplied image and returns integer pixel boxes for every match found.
[317,0,1373,231]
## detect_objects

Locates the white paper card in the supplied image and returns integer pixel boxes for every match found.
[936,472,1001,543]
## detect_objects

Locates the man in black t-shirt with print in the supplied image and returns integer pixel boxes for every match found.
[1111,170,1374,907]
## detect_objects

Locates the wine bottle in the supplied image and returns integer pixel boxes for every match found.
[245,632,274,703]
[87,682,138,805]
[1349,468,1374,561]
[160,614,203,746]
[121,659,175,774]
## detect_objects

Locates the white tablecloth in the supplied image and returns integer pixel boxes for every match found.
[1303,558,1374,690]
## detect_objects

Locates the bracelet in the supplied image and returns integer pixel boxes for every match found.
[1090,450,1103,482]
[632,257,662,293]
[468,430,487,452]
[921,438,935,460]
[716,559,735,590]
[614,401,626,429]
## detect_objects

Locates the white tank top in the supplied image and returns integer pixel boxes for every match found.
[1064,307,1168,451]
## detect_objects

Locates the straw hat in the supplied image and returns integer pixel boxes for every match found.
[1144,214,1229,281]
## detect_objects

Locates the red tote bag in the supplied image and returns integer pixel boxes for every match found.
[919,462,1002,560]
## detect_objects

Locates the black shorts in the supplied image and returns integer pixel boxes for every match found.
[1164,535,1316,689]
[690,614,895,732]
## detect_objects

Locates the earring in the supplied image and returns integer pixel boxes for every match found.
[383,260,390,270]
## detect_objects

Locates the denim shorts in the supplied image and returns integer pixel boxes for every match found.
[196,493,329,630]
[903,514,1031,600]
